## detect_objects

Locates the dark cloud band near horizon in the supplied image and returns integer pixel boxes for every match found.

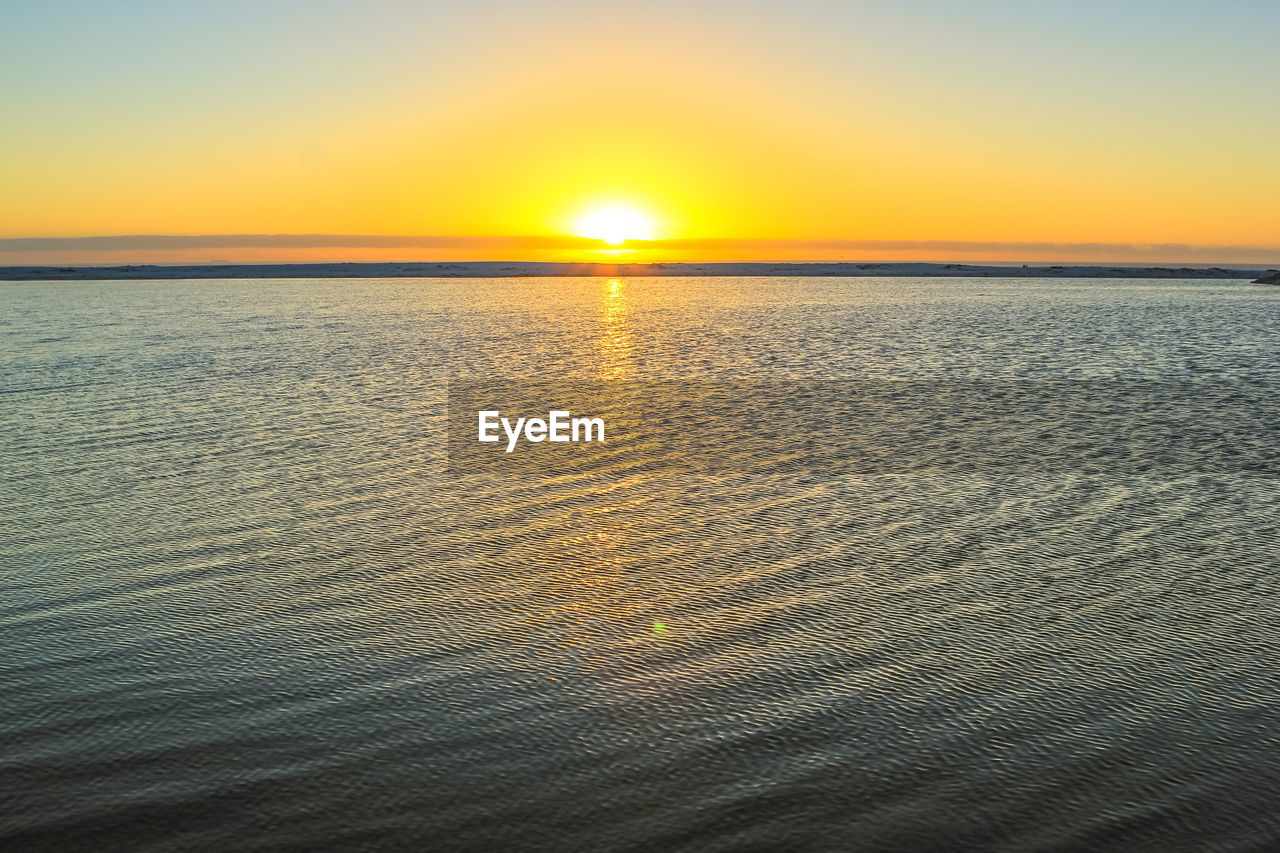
[2,235,1279,262]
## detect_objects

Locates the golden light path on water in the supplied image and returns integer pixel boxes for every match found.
[592,279,672,648]
[518,276,675,680]
[599,278,634,382]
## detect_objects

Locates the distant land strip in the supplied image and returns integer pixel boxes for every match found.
[2,262,1280,282]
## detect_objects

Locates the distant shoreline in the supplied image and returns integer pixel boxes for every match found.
[2,261,1277,281]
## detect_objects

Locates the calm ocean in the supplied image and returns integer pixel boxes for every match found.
[3,276,1280,851]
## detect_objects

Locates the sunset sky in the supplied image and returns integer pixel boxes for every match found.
[3,0,1277,264]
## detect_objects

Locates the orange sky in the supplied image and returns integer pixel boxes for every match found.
[2,1,1277,264]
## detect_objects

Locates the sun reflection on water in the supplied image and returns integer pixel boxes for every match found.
[599,278,635,382]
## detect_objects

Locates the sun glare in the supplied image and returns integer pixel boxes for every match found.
[572,203,657,245]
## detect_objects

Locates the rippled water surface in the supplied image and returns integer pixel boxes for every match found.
[3,276,1280,851]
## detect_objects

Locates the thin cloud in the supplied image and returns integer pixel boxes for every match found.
[2,235,1278,262]
[0,235,599,251]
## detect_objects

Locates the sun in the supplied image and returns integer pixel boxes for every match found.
[572,203,657,245]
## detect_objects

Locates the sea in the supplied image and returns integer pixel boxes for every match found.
[3,275,1280,852]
